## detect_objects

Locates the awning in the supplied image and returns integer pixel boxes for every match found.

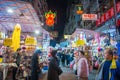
[0,0,42,32]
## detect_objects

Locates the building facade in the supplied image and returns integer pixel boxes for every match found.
[20,0,48,31]
[26,0,48,26]
[64,0,120,36]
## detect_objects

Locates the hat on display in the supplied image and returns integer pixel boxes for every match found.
[22,47,26,49]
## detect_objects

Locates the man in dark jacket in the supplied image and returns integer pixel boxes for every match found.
[13,48,22,80]
[31,49,42,80]
[47,50,63,80]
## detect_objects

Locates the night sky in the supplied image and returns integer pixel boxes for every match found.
[46,0,68,41]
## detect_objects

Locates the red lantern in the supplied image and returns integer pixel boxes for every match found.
[45,10,56,26]
[46,18,55,26]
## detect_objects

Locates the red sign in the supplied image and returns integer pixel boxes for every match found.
[116,2,120,13]
[105,10,110,20]
[108,8,114,19]
[117,19,120,27]
[96,2,120,27]
[82,14,97,20]
[100,15,105,23]
[96,19,101,27]
[103,13,107,21]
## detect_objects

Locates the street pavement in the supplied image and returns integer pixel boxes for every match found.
[39,67,97,80]
[89,70,97,80]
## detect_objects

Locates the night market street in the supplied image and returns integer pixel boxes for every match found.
[39,67,97,80]
[0,0,120,80]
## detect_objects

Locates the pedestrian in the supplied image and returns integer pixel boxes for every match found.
[47,50,63,80]
[31,49,42,80]
[95,48,120,80]
[57,50,62,66]
[61,50,65,67]
[77,51,89,80]
[13,48,22,80]
[66,50,71,67]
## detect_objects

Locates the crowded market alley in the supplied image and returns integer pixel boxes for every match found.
[0,0,120,80]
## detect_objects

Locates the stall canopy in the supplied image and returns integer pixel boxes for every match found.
[72,28,98,39]
[0,0,42,32]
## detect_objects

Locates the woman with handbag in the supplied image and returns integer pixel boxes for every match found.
[77,51,89,80]
[47,50,63,80]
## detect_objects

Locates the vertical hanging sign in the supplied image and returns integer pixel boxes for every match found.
[76,4,83,15]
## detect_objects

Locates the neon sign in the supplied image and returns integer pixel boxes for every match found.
[45,10,56,26]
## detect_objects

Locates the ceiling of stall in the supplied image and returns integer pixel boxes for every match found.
[0,0,42,32]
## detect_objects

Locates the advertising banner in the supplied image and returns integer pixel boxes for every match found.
[82,14,97,20]
[4,38,12,46]
[25,37,36,45]
[96,2,120,27]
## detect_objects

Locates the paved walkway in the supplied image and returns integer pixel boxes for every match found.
[89,70,97,80]
[39,67,97,80]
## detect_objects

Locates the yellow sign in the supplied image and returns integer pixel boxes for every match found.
[76,39,85,46]
[25,37,36,45]
[0,58,3,63]
[4,38,12,46]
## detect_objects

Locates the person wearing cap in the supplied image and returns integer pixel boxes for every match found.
[21,46,27,56]
[13,48,22,80]
[31,49,42,80]
[13,48,22,66]
[47,50,63,80]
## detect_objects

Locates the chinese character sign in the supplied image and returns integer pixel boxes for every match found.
[45,10,56,26]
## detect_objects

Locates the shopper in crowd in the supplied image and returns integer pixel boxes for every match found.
[47,50,63,80]
[57,50,62,66]
[3,46,13,63]
[21,47,31,80]
[31,49,42,80]
[73,51,80,75]
[77,50,89,80]
[95,48,120,80]
[21,46,27,56]
[61,50,66,67]
[70,49,74,61]
[65,50,71,67]
[13,48,22,66]
[2,46,15,80]
[12,48,22,80]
